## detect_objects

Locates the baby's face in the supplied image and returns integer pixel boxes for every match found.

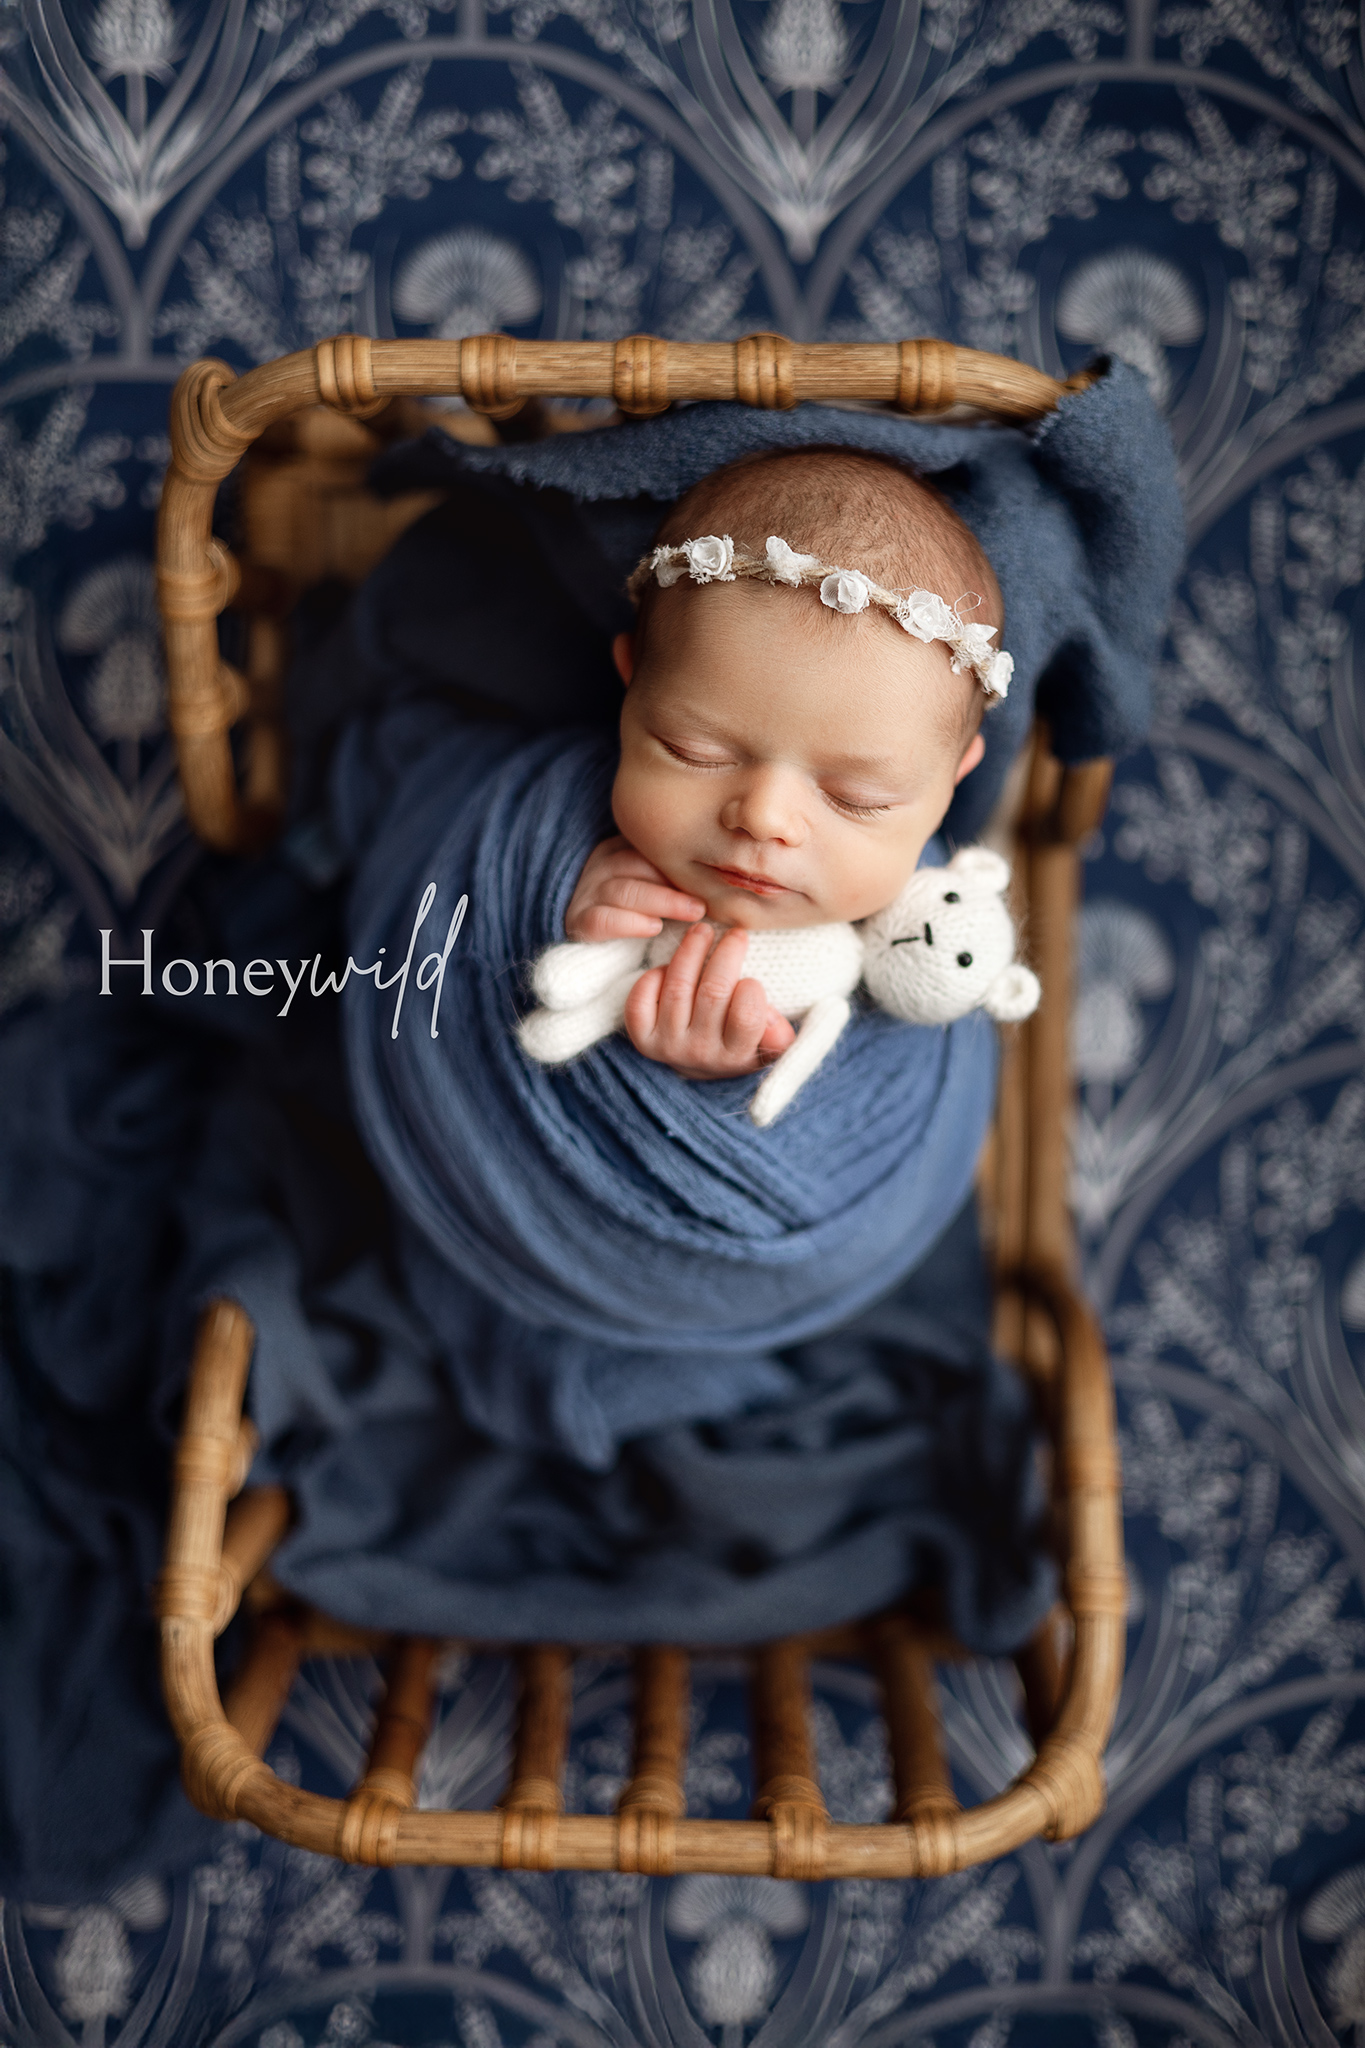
[612,582,985,930]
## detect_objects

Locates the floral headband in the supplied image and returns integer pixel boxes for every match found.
[627,534,1013,700]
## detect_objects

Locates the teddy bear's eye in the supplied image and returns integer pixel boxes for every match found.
[944,891,960,904]
[957,951,973,968]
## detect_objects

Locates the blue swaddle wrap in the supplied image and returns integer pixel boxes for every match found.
[331,717,996,1469]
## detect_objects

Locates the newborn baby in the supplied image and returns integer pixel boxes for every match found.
[560,444,1006,1081]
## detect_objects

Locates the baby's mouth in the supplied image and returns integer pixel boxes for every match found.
[703,864,793,898]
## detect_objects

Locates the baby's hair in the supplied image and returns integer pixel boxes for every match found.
[635,445,1000,747]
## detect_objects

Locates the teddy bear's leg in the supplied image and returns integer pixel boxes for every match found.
[748,995,852,1127]
[517,971,643,1064]
[532,937,648,1011]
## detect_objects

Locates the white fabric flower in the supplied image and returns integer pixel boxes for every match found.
[983,649,1014,697]
[819,569,870,614]
[683,534,736,583]
[954,620,998,661]
[764,536,822,585]
[894,589,959,642]
[632,538,1014,705]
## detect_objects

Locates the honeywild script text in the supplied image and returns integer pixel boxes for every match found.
[100,885,468,1040]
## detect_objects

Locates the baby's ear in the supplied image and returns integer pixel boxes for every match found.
[948,845,1010,894]
[981,963,1041,1022]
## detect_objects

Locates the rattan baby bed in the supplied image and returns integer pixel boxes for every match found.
[154,333,1125,1879]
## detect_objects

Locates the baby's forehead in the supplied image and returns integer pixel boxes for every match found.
[644,589,975,739]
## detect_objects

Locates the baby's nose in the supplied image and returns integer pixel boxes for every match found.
[722,771,806,844]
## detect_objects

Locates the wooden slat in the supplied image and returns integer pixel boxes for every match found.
[505,1646,572,1808]
[356,1637,441,1807]
[500,1646,572,1870]
[1014,1603,1071,1752]
[332,1636,443,1863]
[751,1640,829,1880]
[223,1610,305,1757]
[616,1647,690,1875]
[218,1485,291,1633]
[870,1617,959,1828]
[620,1647,689,1815]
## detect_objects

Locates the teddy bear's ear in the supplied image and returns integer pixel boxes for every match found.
[948,845,1011,893]
[981,962,1041,1022]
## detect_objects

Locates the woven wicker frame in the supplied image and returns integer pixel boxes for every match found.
[154,334,1125,1876]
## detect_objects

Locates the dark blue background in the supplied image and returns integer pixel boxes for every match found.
[3,0,1365,2037]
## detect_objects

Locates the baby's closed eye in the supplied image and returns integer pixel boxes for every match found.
[822,789,895,820]
[656,737,735,770]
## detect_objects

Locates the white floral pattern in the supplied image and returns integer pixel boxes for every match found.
[3,0,1365,2039]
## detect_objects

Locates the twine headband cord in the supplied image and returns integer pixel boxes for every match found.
[626,534,1013,700]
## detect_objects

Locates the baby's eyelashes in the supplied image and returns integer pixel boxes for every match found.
[658,738,735,770]
[823,790,895,820]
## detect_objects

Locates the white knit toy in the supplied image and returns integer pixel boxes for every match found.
[518,846,1040,1126]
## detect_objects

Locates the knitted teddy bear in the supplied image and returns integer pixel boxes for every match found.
[519,846,1040,1126]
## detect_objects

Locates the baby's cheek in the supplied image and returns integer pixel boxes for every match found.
[612,762,686,874]
[829,831,928,926]
[609,762,653,853]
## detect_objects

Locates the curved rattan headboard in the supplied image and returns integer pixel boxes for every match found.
[156,332,1097,853]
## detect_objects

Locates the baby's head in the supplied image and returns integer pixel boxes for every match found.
[610,446,1002,930]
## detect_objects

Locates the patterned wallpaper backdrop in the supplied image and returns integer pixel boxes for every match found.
[4,0,1365,2041]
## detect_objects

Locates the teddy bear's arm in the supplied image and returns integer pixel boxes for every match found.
[532,936,649,1010]
[517,970,644,1064]
[748,994,853,1127]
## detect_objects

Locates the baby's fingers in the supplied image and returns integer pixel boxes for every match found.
[758,1007,796,1057]
[687,927,751,1037]
[623,965,665,1044]
[600,875,706,924]
[721,975,771,1056]
[656,922,716,1033]
[574,902,670,942]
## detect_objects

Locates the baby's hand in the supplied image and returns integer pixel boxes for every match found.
[565,834,706,942]
[624,924,797,1080]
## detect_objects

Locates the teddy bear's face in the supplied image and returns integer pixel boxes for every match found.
[860,848,1038,1026]
[863,873,1016,1023]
